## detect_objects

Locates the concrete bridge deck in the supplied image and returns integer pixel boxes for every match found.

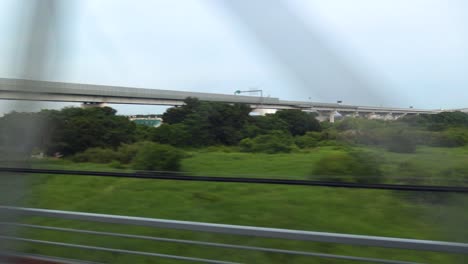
[0,78,452,122]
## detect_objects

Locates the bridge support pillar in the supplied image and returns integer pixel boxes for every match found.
[251,108,277,116]
[366,112,377,119]
[340,111,358,119]
[316,110,337,123]
[393,113,407,120]
[384,113,395,120]
[329,111,336,123]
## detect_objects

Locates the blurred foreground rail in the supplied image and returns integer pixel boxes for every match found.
[1,206,467,263]
[0,167,467,193]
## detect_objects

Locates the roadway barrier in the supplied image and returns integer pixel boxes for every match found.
[0,206,467,263]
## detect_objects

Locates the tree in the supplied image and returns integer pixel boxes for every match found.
[402,111,468,130]
[162,97,201,124]
[0,111,52,158]
[134,124,155,141]
[45,107,136,155]
[312,151,382,183]
[246,114,289,137]
[385,131,417,153]
[275,109,321,136]
[240,130,295,154]
[0,107,137,156]
[131,142,184,171]
[159,98,252,146]
[151,124,192,147]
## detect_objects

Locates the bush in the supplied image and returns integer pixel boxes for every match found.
[393,161,427,185]
[131,142,184,171]
[295,129,347,149]
[117,142,148,164]
[312,150,382,183]
[316,140,347,148]
[396,160,450,204]
[443,165,468,182]
[295,132,321,148]
[402,130,433,145]
[320,129,338,140]
[71,148,119,163]
[240,131,294,154]
[335,118,360,131]
[385,132,417,153]
[203,145,240,153]
[335,118,386,131]
[430,129,468,147]
[401,111,468,128]
[109,160,125,169]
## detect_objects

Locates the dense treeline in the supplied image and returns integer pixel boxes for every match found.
[137,98,321,149]
[333,114,468,152]
[403,111,468,129]
[0,107,135,157]
[1,98,467,172]
[0,98,320,163]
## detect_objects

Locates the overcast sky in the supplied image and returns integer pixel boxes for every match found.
[0,0,467,115]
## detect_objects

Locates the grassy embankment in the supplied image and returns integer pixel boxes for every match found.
[6,146,468,263]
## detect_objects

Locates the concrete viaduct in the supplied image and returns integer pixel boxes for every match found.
[0,78,444,122]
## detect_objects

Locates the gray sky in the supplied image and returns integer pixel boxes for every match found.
[0,0,467,115]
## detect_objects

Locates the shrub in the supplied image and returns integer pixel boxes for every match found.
[203,145,239,153]
[316,140,347,148]
[131,142,184,171]
[385,132,417,153]
[319,121,334,130]
[443,165,468,182]
[393,161,427,185]
[335,118,360,131]
[312,150,382,183]
[295,132,321,148]
[396,160,450,204]
[109,160,125,169]
[240,131,294,154]
[430,129,468,147]
[402,130,433,145]
[117,142,148,164]
[294,129,341,148]
[320,129,338,140]
[71,148,119,163]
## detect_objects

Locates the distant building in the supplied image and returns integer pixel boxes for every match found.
[128,115,163,127]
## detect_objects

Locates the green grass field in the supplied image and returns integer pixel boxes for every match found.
[5,146,468,263]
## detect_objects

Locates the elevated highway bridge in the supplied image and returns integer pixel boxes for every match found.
[0,78,446,122]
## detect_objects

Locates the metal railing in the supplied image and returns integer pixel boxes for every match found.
[1,167,467,193]
[1,206,467,264]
